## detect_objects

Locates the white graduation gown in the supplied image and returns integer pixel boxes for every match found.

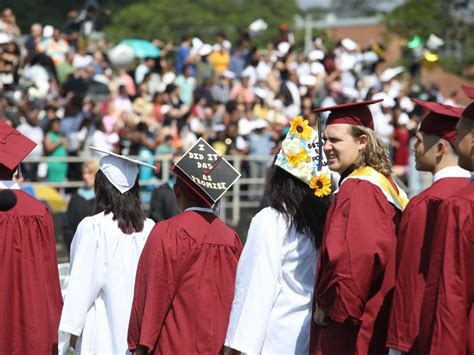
[225,207,319,355]
[59,212,155,354]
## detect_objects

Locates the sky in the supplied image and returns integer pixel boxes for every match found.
[297,0,404,11]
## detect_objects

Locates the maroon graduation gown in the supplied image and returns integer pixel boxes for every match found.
[387,177,470,353]
[0,190,62,354]
[310,179,401,355]
[419,181,474,354]
[128,210,242,354]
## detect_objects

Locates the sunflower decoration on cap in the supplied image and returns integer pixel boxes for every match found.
[276,116,332,198]
[290,116,312,139]
[309,174,332,197]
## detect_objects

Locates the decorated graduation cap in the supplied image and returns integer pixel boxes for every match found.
[313,99,384,130]
[275,116,331,197]
[412,98,464,146]
[460,85,474,121]
[0,119,37,172]
[172,138,241,206]
[90,146,156,194]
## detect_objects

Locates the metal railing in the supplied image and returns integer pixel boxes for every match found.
[22,154,410,226]
[23,154,270,226]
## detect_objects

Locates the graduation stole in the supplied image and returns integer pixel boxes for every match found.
[345,166,409,211]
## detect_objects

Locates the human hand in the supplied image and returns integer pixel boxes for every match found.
[70,334,78,349]
[313,304,330,326]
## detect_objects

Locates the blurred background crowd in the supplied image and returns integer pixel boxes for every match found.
[1,0,473,257]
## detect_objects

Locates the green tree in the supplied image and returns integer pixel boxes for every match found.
[4,0,133,33]
[104,0,298,44]
[384,0,474,74]
[384,0,442,39]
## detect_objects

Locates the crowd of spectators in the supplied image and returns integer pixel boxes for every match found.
[0,6,465,197]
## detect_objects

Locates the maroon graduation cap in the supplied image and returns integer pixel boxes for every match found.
[412,98,464,145]
[460,85,474,121]
[314,99,383,129]
[172,138,241,206]
[0,120,37,172]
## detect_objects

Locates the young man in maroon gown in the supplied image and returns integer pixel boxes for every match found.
[386,99,471,354]
[0,120,62,353]
[418,86,474,354]
[311,100,408,355]
[128,139,243,354]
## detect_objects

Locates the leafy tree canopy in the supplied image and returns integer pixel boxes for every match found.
[104,0,298,44]
[384,0,442,39]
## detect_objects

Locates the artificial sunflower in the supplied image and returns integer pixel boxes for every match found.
[287,149,311,167]
[309,173,332,197]
[289,116,312,140]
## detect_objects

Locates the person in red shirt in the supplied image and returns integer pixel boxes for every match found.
[418,85,474,354]
[311,99,408,355]
[128,138,243,354]
[386,99,470,355]
[0,120,62,354]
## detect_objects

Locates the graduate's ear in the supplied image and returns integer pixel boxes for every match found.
[173,182,180,199]
[436,139,450,159]
[357,134,368,151]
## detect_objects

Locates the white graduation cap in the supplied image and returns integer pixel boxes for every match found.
[222,70,236,79]
[108,44,135,67]
[43,25,54,39]
[426,34,444,51]
[162,71,176,85]
[90,146,156,194]
[192,37,203,50]
[277,42,290,56]
[341,38,358,51]
[308,49,325,61]
[249,18,268,36]
[198,43,213,56]
[0,33,12,45]
[299,74,317,87]
[380,66,404,82]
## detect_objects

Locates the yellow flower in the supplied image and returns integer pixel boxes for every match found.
[289,116,312,140]
[309,173,332,197]
[287,149,311,167]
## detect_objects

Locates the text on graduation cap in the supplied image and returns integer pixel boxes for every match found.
[174,138,241,203]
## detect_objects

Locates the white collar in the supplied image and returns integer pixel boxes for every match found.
[433,166,472,183]
[0,181,20,190]
[185,207,215,214]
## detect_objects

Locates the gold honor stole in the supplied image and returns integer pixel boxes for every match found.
[344,166,409,211]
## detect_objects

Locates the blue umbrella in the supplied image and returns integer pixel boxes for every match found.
[119,39,160,59]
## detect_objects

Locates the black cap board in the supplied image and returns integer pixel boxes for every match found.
[172,138,241,206]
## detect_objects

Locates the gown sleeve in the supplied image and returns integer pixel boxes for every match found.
[387,197,432,352]
[224,208,287,354]
[43,208,63,325]
[128,221,192,352]
[421,197,474,354]
[316,180,397,323]
[59,217,106,336]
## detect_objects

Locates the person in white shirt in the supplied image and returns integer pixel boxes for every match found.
[224,117,332,355]
[59,148,155,354]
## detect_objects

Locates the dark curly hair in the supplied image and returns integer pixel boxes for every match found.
[94,170,146,234]
[267,165,332,248]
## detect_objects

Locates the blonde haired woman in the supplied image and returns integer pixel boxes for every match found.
[310,100,408,355]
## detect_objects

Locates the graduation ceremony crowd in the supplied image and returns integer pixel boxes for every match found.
[1,4,474,355]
